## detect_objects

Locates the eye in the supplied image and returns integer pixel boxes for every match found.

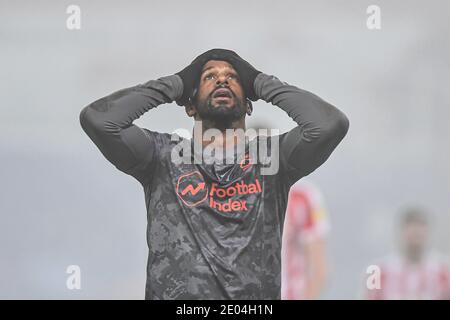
[204,74,215,80]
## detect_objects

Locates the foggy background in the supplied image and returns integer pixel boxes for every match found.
[1,0,449,299]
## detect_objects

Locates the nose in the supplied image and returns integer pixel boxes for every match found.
[215,75,229,86]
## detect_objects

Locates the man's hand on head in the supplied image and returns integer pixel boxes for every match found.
[175,58,205,107]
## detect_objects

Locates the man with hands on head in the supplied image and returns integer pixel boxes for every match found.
[80,48,349,300]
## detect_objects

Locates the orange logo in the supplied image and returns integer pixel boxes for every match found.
[175,170,263,214]
[181,182,205,196]
[208,179,262,213]
[240,153,252,171]
[176,171,208,207]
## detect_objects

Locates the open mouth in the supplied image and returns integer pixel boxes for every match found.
[212,88,233,99]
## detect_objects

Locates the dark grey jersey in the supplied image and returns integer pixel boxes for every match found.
[80,73,349,299]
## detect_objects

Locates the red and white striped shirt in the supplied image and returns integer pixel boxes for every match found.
[281,180,329,300]
[367,253,450,300]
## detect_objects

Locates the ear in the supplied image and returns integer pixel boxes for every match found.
[184,103,197,118]
[246,99,253,116]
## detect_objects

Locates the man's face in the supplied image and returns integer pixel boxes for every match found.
[190,60,249,124]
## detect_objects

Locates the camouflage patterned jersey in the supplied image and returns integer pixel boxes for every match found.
[80,73,349,299]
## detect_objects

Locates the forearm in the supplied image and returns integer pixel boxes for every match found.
[79,75,183,183]
[80,75,182,130]
[254,73,349,178]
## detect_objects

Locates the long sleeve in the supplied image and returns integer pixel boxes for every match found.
[79,74,183,185]
[254,73,349,184]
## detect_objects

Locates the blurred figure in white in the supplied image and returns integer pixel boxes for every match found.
[366,208,450,300]
[281,179,330,300]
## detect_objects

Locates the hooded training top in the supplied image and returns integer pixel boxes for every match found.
[79,72,349,299]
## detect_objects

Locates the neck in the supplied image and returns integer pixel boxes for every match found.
[193,118,246,149]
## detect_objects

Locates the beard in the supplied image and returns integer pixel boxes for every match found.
[194,90,247,126]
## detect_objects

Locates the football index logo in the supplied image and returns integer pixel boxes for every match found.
[176,171,208,207]
[176,169,263,214]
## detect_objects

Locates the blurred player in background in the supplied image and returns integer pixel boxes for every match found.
[366,208,450,300]
[281,179,330,299]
